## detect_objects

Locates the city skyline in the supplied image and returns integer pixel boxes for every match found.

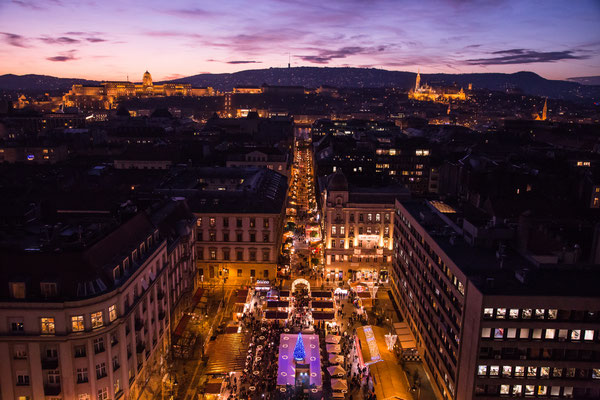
[1,0,599,81]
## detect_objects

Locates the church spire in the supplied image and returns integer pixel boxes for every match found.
[542,98,547,121]
[415,70,421,91]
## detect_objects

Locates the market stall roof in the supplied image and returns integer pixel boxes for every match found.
[235,289,249,304]
[264,310,288,320]
[325,334,341,344]
[191,288,205,305]
[311,290,333,298]
[203,379,224,394]
[312,312,335,320]
[267,300,290,308]
[311,301,334,309]
[326,343,341,353]
[357,325,412,400]
[205,333,249,374]
[328,354,344,364]
[172,314,191,339]
[331,379,348,391]
[327,365,346,377]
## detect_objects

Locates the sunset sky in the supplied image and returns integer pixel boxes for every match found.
[0,0,599,81]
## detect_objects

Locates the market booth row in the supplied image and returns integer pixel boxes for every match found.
[355,325,412,400]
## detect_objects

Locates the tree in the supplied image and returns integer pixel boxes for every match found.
[294,332,306,361]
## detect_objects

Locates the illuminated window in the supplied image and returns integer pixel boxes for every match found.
[477,365,487,376]
[527,366,537,378]
[489,366,499,376]
[520,328,529,339]
[494,328,504,339]
[109,305,117,322]
[584,330,594,341]
[515,366,525,377]
[500,385,509,395]
[91,312,103,329]
[571,330,581,340]
[548,309,557,319]
[502,366,512,377]
[540,367,550,378]
[41,317,55,334]
[545,329,556,339]
[513,385,522,396]
[483,308,493,318]
[72,316,84,332]
[535,308,545,319]
[331,226,336,235]
[509,308,519,319]
[522,309,532,319]
[496,308,506,319]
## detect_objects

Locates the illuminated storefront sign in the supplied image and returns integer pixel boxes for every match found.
[256,279,271,291]
[358,234,380,241]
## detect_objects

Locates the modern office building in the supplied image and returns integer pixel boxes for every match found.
[320,171,409,283]
[391,199,600,400]
[0,201,196,400]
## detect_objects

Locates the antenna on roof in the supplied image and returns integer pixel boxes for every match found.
[288,53,291,69]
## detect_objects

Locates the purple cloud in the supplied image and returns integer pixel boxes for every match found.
[466,49,590,65]
[160,7,214,18]
[0,32,29,48]
[299,46,385,64]
[47,50,78,62]
[39,36,80,45]
[226,60,261,64]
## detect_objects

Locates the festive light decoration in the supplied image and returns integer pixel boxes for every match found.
[294,333,306,361]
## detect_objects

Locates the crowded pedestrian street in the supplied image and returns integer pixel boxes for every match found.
[185,134,437,400]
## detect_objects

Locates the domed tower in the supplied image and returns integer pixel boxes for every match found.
[142,70,153,87]
[326,170,349,207]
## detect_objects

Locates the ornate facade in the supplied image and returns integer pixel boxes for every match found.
[408,72,467,103]
[62,71,215,110]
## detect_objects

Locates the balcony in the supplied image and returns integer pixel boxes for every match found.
[41,359,59,370]
[135,319,144,331]
[44,385,62,396]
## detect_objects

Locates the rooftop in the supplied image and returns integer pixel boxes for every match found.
[399,200,600,297]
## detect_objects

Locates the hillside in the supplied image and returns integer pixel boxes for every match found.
[2,68,599,101]
[167,67,599,101]
[0,74,98,92]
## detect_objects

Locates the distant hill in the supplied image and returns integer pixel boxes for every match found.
[2,68,599,102]
[567,76,600,86]
[0,74,98,92]
[166,67,600,101]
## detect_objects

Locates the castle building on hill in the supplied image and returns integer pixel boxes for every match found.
[408,71,467,103]
[62,71,215,110]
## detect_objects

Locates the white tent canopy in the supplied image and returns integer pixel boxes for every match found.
[331,379,348,391]
[327,365,346,377]
[326,343,341,353]
[325,334,341,344]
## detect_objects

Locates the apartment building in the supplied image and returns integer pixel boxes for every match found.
[391,200,600,400]
[0,203,196,400]
[320,171,409,282]
[189,168,288,283]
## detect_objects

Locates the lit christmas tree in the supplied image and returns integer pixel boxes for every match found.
[293,332,306,361]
